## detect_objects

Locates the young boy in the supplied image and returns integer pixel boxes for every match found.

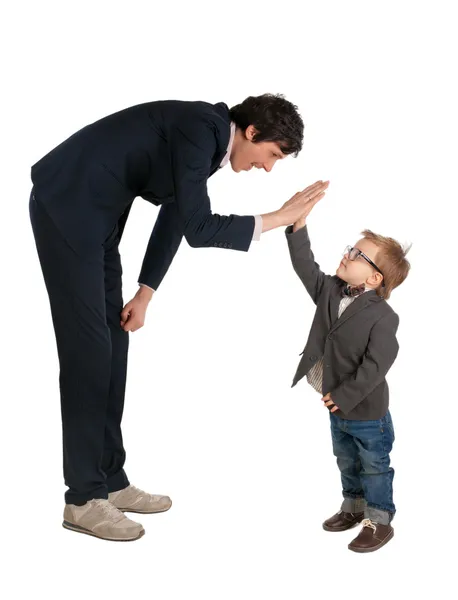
[286,195,410,553]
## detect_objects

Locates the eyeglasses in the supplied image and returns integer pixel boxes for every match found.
[343,246,384,279]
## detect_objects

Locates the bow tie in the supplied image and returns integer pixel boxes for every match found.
[342,284,366,298]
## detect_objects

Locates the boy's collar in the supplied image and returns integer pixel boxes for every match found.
[341,283,376,298]
[342,284,366,297]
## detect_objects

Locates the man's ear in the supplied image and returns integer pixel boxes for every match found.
[245,125,257,141]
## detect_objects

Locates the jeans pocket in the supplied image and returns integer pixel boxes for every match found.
[380,413,395,441]
[387,419,395,441]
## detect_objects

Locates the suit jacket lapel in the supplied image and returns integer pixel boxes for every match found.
[329,282,342,325]
[209,102,231,176]
[209,147,227,176]
[330,289,380,333]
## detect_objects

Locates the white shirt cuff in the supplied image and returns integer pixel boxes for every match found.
[252,215,263,241]
[138,283,155,292]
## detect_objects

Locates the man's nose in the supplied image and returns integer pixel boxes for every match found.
[263,160,276,172]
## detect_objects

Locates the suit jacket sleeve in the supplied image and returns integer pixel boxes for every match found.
[138,201,184,290]
[168,118,255,249]
[331,312,400,415]
[286,225,332,304]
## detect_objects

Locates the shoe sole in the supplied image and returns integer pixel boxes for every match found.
[62,520,145,542]
[348,529,394,553]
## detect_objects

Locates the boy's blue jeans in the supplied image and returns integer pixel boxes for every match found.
[330,411,395,526]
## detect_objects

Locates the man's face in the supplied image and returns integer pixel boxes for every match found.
[230,125,286,173]
[336,238,382,287]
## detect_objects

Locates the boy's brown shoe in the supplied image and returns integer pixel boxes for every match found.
[348,519,394,552]
[323,510,365,532]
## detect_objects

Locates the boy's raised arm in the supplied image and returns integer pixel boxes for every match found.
[286,223,332,304]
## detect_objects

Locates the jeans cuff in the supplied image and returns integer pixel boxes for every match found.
[341,496,366,513]
[365,506,392,525]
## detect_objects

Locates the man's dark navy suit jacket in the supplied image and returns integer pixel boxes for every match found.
[31,100,256,289]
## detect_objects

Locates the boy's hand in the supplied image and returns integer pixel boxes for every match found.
[293,215,307,232]
[292,181,329,232]
[322,393,339,413]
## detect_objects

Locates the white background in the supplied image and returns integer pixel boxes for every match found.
[2,1,457,598]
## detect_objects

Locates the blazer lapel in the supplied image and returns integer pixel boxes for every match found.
[210,147,228,175]
[330,289,380,333]
[209,102,231,176]
[329,281,342,325]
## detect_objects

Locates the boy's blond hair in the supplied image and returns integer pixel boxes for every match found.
[361,230,411,300]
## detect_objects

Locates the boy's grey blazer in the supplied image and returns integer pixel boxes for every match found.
[286,225,399,420]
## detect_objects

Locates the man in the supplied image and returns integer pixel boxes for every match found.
[29,93,328,541]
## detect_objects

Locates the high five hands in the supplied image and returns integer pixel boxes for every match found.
[261,180,330,234]
[284,180,329,229]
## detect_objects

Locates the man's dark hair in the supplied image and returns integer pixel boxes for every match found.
[229,93,304,156]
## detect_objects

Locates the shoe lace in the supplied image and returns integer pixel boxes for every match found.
[93,499,124,521]
[361,518,377,531]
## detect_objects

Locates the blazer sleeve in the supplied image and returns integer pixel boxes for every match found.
[331,312,400,415]
[137,201,184,290]
[285,225,333,304]
[168,118,255,249]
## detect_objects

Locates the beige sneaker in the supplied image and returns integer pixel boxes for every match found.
[63,499,145,541]
[109,485,172,514]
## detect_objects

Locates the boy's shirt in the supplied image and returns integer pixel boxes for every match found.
[286,225,399,421]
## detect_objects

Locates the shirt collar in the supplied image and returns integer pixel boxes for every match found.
[342,284,374,299]
[219,122,236,169]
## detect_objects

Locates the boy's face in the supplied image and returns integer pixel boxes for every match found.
[230,125,286,173]
[336,238,383,287]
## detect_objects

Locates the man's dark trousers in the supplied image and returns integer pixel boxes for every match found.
[29,191,130,505]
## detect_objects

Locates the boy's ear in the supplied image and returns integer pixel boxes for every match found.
[373,273,384,288]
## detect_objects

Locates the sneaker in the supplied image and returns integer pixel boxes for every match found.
[109,485,172,514]
[63,498,145,541]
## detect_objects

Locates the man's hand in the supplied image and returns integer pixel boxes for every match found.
[261,180,329,233]
[280,180,329,226]
[321,392,339,413]
[120,286,153,332]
